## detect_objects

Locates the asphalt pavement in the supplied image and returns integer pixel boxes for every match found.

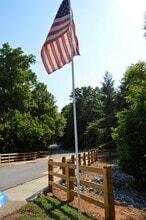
[0,151,71,219]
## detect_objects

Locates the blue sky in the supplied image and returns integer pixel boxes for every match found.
[1,0,146,111]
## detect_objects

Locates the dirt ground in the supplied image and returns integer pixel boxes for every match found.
[2,160,146,220]
[52,188,146,220]
[51,160,146,220]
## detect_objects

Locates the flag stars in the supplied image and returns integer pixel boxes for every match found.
[41,0,79,74]
[56,0,69,18]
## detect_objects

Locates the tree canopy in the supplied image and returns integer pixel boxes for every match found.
[112,61,146,177]
[60,62,146,180]
[1,43,146,180]
[60,72,119,150]
[0,43,65,153]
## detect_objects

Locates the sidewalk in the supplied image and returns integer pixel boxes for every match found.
[0,150,74,219]
[0,175,48,219]
[0,154,68,219]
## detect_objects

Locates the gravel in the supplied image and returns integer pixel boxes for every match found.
[61,158,146,211]
[92,165,146,210]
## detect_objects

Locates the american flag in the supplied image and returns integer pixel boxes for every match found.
[41,0,79,74]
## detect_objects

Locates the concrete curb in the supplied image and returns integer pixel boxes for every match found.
[0,175,48,219]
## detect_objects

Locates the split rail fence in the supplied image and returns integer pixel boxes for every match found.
[48,150,115,220]
[0,152,40,164]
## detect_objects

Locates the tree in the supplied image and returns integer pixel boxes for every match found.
[0,43,36,114]
[31,82,66,145]
[84,120,104,148]
[99,71,117,148]
[112,104,146,178]
[60,75,120,150]
[112,61,146,178]
[0,43,65,153]
[123,62,146,105]
[59,103,74,150]
[60,86,102,150]
[75,86,102,148]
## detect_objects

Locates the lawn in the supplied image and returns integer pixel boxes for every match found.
[15,195,96,220]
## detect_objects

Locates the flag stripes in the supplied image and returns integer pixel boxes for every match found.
[41,0,79,74]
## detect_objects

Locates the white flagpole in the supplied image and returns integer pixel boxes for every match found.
[68,0,81,219]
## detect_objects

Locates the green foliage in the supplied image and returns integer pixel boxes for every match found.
[0,43,36,113]
[61,61,146,179]
[0,43,65,153]
[112,61,146,177]
[124,62,146,105]
[60,86,102,150]
[98,71,117,148]
[75,86,102,149]
[60,75,118,150]
[112,104,146,177]
[85,120,104,148]
[59,103,74,150]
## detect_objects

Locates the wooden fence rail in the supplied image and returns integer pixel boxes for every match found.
[48,150,115,220]
[0,152,41,164]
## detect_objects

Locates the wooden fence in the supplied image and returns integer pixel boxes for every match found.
[48,150,115,220]
[0,152,41,164]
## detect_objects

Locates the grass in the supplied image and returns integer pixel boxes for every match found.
[16,195,97,220]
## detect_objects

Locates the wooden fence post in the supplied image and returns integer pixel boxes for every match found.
[103,166,115,220]
[16,153,18,162]
[93,150,96,162]
[62,157,66,175]
[83,152,86,165]
[78,154,81,165]
[71,155,75,177]
[88,151,90,166]
[23,153,25,161]
[62,157,66,184]
[66,161,74,201]
[91,151,94,164]
[71,155,75,164]
[96,149,98,161]
[48,159,54,193]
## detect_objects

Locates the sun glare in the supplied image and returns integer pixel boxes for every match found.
[119,0,146,25]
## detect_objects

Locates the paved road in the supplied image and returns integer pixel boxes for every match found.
[0,159,48,191]
[0,152,74,191]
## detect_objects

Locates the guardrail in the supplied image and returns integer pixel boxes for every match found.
[48,150,115,220]
[0,152,41,164]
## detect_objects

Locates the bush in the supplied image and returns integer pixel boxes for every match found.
[112,104,146,178]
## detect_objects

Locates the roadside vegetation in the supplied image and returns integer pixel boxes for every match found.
[10,195,96,220]
[0,42,146,181]
[0,43,66,153]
